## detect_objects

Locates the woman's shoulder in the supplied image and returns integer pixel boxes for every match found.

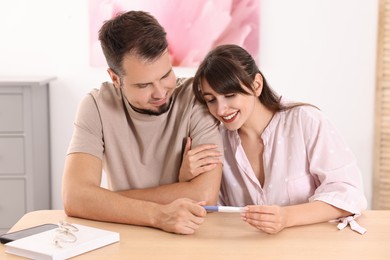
[282,101,325,123]
[279,101,339,138]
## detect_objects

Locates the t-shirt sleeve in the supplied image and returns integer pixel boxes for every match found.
[189,100,224,155]
[67,93,104,160]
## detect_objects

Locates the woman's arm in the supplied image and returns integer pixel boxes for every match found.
[241,201,351,234]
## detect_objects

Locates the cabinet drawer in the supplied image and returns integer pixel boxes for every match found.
[0,137,25,175]
[0,94,24,132]
[0,179,26,229]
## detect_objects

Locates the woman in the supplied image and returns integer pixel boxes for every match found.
[180,44,367,234]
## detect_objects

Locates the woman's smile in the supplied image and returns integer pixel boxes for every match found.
[222,111,239,123]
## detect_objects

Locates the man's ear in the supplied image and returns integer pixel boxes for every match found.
[253,73,263,97]
[107,68,121,89]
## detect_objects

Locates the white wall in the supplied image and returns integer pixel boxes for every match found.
[0,0,378,209]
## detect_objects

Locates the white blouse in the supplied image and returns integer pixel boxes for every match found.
[219,105,367,218]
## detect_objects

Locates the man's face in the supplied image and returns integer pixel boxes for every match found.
[111,50,177,115]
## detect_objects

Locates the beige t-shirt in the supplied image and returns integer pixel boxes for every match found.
[67,78,223,191]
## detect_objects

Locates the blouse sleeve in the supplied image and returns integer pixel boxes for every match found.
[303,107,367,215]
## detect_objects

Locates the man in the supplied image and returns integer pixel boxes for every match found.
[62,11,223,235]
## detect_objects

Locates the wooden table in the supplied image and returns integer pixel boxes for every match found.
[1,210,389,259]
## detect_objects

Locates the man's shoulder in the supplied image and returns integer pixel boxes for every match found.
[175,77,193,92]
[176,76,193,84]
[89,81,116,96]
[87,82,122,105]
[173,77,195,102]
[171,77,214,119]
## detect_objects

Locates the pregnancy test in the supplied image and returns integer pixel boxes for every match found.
[203,206,246,213]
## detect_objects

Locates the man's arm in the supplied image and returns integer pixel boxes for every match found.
[62,153,207,234]
[116,136,222,204]
[66,86,222,207]
[116,91,224,204]
[117,163,222,205]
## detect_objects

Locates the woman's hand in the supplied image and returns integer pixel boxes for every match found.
[241,205,288,234]
[179,137,222,182]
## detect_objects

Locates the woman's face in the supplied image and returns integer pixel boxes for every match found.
[200,78,260,131]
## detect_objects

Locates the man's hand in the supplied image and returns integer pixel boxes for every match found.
[179,137,222,182]
[155,198,207,234]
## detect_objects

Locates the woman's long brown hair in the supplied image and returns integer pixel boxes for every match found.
[193,44,314,112]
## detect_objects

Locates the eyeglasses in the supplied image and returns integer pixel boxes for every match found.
[53,221,79,248]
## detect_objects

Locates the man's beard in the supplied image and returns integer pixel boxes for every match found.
[129,99,172,116]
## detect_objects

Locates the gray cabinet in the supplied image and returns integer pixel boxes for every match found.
[0,76,55,233]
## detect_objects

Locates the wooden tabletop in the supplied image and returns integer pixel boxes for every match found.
[1,210,389,259]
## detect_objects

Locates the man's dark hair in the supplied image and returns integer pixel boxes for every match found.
[98,11,168,76]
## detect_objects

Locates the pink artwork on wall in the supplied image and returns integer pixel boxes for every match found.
[89,0,260,67]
